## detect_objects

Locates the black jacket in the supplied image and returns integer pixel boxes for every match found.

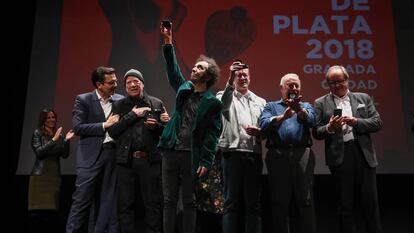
[108,92,165,165]
[31,129,70,175]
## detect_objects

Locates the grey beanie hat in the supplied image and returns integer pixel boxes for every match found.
[124,69,144,85]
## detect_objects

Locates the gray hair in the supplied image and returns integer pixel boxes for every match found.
[280,73,300,86]
[325,65,349,81]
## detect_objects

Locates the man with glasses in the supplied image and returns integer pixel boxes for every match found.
[66,66,124,233]
[313,65,383,233]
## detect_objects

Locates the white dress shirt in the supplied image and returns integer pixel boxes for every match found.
[332,91,354,142]
[96,90,115,144]
[234,91,255,151]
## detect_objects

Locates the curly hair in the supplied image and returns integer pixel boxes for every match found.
[197,55,220,89]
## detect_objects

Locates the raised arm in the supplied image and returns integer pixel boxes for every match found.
[160,22,186,92]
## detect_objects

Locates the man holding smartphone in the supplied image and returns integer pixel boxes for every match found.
[159,21,222,233]
[216,59,266,233]
[108,69,170,233]
[313,65,383,233]
[259,73,316,233]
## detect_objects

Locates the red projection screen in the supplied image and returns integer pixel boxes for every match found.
[18,0,413,174]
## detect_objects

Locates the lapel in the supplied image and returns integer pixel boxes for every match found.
[193,91,213,131]
[178,81,194,93]
[327,93,336,110]
[177,81,194,110]
[91,91,107,120]
[348,92,358,116]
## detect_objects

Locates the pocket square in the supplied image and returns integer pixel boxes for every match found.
[357,103,365,109]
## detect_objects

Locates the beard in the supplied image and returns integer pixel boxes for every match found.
[191,73,209,85]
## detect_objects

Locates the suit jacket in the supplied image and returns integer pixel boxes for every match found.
[158,44,222,177]
[313,92,382,167]
[72,91,124,168]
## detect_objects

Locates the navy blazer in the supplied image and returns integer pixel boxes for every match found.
[72,91,124,168]
[313,92,382,167]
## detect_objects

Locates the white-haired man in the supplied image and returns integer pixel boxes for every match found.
[259,73,316,233]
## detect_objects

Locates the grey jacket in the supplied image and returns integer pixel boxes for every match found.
[313,92,382,167]
[216,84,266,154]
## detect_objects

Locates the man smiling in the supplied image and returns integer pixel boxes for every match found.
[313,65,383,233]
[159,21,222,233]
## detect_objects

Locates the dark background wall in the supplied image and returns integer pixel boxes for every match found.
[7,0,414,232]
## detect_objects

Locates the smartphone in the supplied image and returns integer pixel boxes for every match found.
[233,59,248,69]
[146,109,162,121]
[161,20,172,29]
[333,108,342,117]
[288,93,297,100]
[240,64,249,69]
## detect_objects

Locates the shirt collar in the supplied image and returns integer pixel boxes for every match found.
[234,90,251,99]
[276,99,287,106]
[95,90,113,103]
[127,91,149,104]
[331,90,350,101]
[193,91,205,97]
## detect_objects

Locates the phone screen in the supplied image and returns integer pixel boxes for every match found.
[288,93,297,100]
[162,20,172,28]
[147,109,162,120]
[333,108,342,117]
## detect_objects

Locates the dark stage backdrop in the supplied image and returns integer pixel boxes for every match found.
[17,0,414,174]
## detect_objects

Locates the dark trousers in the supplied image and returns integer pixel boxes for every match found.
[329,141,382,233]
[162,150,196,233]
[66,147,119,233]
[29,210,60,233]
[265,148,316,233]
[221,151,262,233]
[117,159,162,233]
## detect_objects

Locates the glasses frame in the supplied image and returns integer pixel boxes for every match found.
[102,79,118,86]
[327,78,348,87]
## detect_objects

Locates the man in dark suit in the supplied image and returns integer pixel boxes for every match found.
[159,22,222,233]
[66,66,124,233]
[313,65,383,233]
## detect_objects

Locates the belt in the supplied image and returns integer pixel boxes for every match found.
[270,144,307,150]
[132,151,148,159]
[344,139,357,145]
[102,142,116,149]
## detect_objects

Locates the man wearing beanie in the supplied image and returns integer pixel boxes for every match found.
[108,69,170,233]
[123,69,145,86]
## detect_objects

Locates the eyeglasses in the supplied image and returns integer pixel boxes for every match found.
[327,79,347,87]
[103,79,118,86]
